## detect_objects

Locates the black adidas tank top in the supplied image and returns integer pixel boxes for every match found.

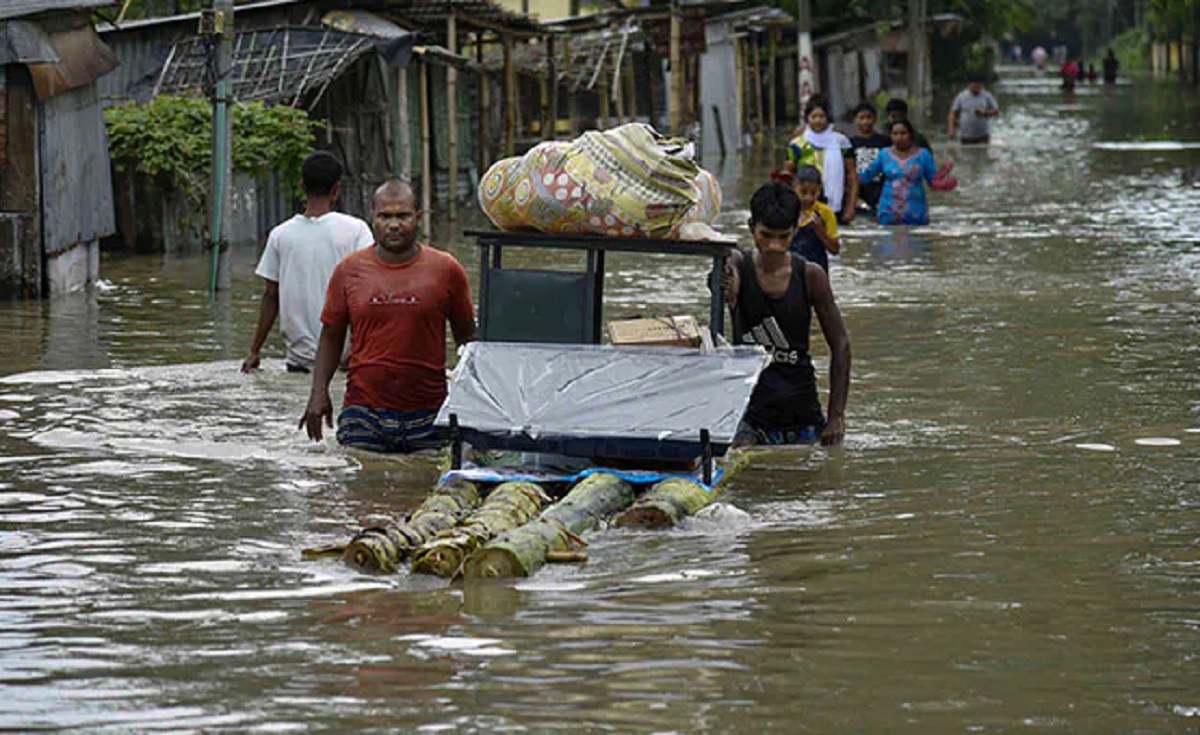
[731,251,824,429]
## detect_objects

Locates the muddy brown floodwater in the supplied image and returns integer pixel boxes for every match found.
[0,75,1197,732]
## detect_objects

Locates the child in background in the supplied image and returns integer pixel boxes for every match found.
[786,96,857,224]
[849,101,892,214]
[778,167,840,273]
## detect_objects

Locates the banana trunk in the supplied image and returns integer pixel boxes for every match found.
[411,481,551,577]
[342,478,481,573]
[466,472,635,580]
[614,449,750,529]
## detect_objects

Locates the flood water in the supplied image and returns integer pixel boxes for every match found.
[2,75,1198,733]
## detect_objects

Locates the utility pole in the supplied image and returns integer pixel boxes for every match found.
[204,0,233,294]
[796,0,814,122]
[906,0,928,122]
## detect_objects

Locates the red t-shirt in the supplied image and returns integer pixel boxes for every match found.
[321,244,475,411]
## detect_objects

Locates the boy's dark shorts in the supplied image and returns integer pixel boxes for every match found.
[734,418,827,446]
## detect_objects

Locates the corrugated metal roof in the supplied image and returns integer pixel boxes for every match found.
[94,0,299,34]
[0,0,116,22]
[29,23,119,100]
[0,19,61,64]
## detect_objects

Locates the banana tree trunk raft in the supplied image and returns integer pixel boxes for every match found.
[411,481,551,577]
[465,472,635,580]
[614,450,751,529]
[341,478,482,573]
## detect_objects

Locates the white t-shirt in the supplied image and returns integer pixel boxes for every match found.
[254,212,374,369]
[951,89,1000,140]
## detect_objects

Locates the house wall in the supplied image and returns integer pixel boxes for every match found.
[862,45,882,97]
[40,81,115,294]
[818,44,878,120]
[824,46,845,117]
[699,19,740,159]
[495,0,573,20]
[0,65,41,299]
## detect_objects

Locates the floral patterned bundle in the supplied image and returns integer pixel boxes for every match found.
[478,123,722,239]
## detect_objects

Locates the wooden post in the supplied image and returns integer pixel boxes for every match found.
[546,34,558,139]
[565,39,578,136]
[380,57,396,177]
[737,37,748,138]
[768,27,777,133]
[397,67,411,178]
[540,37,552,140]
[690,53,700,127]
[624,50,637,122]
[612,40,625,124]
[752,31,764,138]
[476,33,489,170]
[669,1,683,134]
[504,35,516,156]
[419,59,432,237]
[446,13,458,220]
[598,56,610,129]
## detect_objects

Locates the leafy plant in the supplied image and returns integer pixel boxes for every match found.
[1110,24,1150,70]
[104,94,319,209]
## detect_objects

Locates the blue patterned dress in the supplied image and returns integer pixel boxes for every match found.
[859,147,937,225]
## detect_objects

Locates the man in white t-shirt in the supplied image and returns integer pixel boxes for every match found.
[241,151,374,373]
[947,73,1001,145]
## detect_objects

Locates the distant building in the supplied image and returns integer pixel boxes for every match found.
[0,0,118,298]
[495,0,613,20]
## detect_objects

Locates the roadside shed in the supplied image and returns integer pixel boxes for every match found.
[1,0,118,298]
[813,14,967,120]
[97,0,542,249]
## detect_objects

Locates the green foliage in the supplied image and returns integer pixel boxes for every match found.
[940,0,1039,34]
[104,94,318,205]
[1111,24,1150,70]
[230,101,317,190]
[1147,0,1200,34]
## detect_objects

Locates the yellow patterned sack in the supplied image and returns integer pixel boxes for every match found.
[478,123,722,239]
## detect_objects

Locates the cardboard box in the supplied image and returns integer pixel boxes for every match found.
[608,316,703,348]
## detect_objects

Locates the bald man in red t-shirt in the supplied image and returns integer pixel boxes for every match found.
[300,180,476,453]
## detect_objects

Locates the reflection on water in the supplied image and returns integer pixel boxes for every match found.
[0,79,1198,732]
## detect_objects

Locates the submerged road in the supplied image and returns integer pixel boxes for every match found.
[0,74,1197,732]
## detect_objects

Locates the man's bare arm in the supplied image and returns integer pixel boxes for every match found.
[242,280,280,372]
[299,322,348,442]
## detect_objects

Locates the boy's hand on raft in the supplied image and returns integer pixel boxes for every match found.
[300,391,334,442]
[820,415,845,446]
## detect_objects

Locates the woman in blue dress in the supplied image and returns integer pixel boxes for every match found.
[859,119,938,225]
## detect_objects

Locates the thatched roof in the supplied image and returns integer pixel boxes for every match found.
[154,26,389,108]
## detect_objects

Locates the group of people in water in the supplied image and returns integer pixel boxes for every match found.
[725,81,1007,447]
[241,151,855,454]
[775,76,998,269]
[1060,50,1120,90]
[242,85,1008,456]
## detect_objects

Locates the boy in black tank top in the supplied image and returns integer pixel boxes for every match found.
[723,181,851,447]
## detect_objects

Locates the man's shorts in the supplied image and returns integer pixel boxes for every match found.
[336,405,445,454]
[734,419,825,446]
